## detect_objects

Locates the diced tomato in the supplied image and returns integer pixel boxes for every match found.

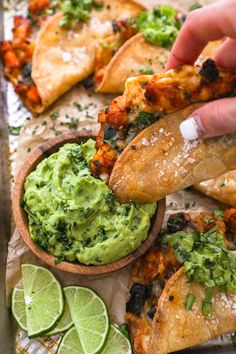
[26,85,41,104]
[13,16,31,41]
[28,0,50,13]
[3,50,21,69]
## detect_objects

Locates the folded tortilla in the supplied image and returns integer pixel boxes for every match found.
[96,33,170,93]
[149,267,236,354]
[32,0,145,113]
[195,172,236,207]
[109,104,236,203]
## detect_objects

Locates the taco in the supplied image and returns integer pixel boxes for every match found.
[0,0,145,113]
[31,0,145,113]
[126,210,236,354]
[149,266,236,354]
[195,172,236,208]
[89,60,236,202]
[96,5,184,93]
[96,33,170,93]
[109,103,236,203]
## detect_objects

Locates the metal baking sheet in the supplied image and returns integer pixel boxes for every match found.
[0,0,15,352]
[1,0,236,353]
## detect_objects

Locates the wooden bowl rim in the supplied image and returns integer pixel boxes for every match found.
[12,131,166,276]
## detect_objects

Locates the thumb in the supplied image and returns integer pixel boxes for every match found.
[179,97,236,140]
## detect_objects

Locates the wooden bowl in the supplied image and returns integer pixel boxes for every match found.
[12,131,166,276]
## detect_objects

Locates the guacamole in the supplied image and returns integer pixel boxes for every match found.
[23,140,155,265]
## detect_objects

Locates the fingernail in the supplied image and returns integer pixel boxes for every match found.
[180,116,202,140]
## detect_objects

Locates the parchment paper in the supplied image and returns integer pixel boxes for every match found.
[4,0,222,352]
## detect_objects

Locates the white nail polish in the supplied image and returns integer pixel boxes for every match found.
[180,117,200,140]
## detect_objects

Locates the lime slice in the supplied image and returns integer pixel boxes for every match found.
[11,288,27,332]
[57,326,84,354]
[21,264,63,338]
[64,286,109,354]
[47,292,73,335]
[101,325,132,354]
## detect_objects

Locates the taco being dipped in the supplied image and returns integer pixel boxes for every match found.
[90,59,236,203]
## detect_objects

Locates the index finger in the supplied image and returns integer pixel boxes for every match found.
[166,0,236,70]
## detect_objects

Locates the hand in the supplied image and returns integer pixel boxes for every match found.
[166,0,236,140]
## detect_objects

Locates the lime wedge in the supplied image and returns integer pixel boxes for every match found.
[11,288,27,332]
[58,326,84,354]
[47,292,73,335]
[21,264,63,338]
[101,325,132,354]
[64,286,109,354]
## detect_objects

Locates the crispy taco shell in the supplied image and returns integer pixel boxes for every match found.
[149,267,236,354]
[195,172,236,207]
[32,0,145,113]
[96,33,170,93]
[194,38,236,207]
[109,104,236,203]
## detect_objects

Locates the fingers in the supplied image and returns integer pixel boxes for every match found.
[179,97,236,139]
[214,38,236,69]
[166,0,236,69]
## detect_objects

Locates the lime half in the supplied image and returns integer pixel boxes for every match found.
[21,264,64,338]
[11,288,27,331]
[64,286,109,354]
[101,325,132,354]
[58,326,84,354]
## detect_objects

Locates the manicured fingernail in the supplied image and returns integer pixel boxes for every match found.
[180,116,202,140]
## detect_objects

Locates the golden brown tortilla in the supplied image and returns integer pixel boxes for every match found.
[149,267,236,354]
[195,172,236,207]
[109,104,236,203]
[32,0,145,113]
[96,33,170,93]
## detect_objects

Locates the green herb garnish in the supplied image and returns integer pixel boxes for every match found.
[184,293,196,310]
[135,111,156,127]
[135,6,181,47]
[202,288,213,317]
[50,111,60,120]
[139,66,154,75]
[59,0,104,28]
[214,210,224,219]
[9,125,21,136]
[163,229,236,293]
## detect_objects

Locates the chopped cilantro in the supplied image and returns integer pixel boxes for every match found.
[66,115,79,130]
[214,210,224,219]
[202,288,213,317]
[163,229,236,293]
[139,66,154,75]
[135,111,156,127]
[59,0,104,28]
[9,125,21,136]
[50,111,59,120]
[203,218,214,225]
[135,6,181,47]
[55,254,65,264]
[184,293,196,310]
